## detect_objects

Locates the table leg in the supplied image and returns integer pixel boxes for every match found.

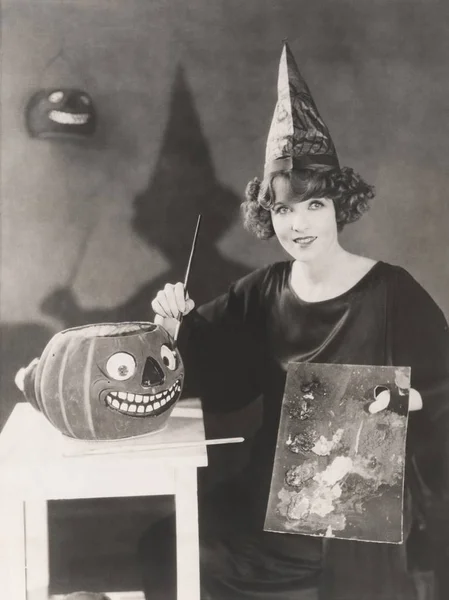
[25,500,49,600]
[0,496,27,599]
[175,469,200,600]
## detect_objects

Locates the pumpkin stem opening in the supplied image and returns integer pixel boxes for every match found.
[60,322,158,338]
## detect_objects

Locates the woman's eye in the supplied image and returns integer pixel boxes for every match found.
[273,206,289,215]
[308,201,324,210]
[106,352,136,380]
[161,345,178,371]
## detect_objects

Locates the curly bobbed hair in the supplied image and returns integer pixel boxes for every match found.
[241,167,375,239]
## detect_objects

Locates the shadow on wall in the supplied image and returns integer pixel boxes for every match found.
[8,66,260,479]
[0,322,55,431]
[40,65,250,326]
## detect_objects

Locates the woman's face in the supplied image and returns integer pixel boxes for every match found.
[270,175,339,263]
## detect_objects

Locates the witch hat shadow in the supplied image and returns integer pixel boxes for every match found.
[41,65,249,326]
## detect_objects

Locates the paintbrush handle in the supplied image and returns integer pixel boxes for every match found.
[183,214,202,287]
[174,214,202,341]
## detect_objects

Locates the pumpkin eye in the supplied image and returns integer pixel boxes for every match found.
[160,345,177,371]
[106,352,136,380]
[49,91,64,103]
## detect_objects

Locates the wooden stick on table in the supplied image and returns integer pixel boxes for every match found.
[64,436,245,456]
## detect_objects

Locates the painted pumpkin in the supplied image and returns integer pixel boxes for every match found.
[25,88,96,139]
[18,322,184,440]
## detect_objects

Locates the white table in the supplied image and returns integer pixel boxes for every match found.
[0,401,208,600]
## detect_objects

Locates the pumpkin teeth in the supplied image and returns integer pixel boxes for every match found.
[48,110,90,125]
[105,379,182,417]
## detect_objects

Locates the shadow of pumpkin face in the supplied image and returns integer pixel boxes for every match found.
[32,322,184,440]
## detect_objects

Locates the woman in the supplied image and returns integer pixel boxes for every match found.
[145,43,449,599]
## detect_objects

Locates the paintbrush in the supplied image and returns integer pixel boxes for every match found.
[63,435,245,456]
[174,214,202,342]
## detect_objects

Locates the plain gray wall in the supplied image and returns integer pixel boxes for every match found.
[1,0,449,425]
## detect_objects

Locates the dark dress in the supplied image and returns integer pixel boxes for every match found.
[141,260,449,600]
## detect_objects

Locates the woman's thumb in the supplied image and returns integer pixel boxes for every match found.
[185,298,195,313]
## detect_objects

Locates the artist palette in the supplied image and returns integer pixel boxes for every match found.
[264,363,410,543]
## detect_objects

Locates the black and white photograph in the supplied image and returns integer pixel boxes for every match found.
[1,1,448,599]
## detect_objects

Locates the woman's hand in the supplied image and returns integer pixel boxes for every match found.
[369,388,423,414]
[151,282,195,337]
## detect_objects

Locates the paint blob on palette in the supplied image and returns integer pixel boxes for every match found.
[264,363,410,543]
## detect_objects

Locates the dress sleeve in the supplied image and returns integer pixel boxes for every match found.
[391,267,449,498]
[177,268,268,413]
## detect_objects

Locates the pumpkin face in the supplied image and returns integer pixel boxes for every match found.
[30,322,183,440]
[26,88,96,139]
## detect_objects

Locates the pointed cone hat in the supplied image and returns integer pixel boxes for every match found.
[264,42,340,176]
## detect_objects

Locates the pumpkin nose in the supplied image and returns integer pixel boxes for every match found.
[142,357,165,387]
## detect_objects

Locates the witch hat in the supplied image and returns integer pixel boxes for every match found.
[264,41,340,176]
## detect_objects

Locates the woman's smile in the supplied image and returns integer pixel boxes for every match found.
[293,235,317,248]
